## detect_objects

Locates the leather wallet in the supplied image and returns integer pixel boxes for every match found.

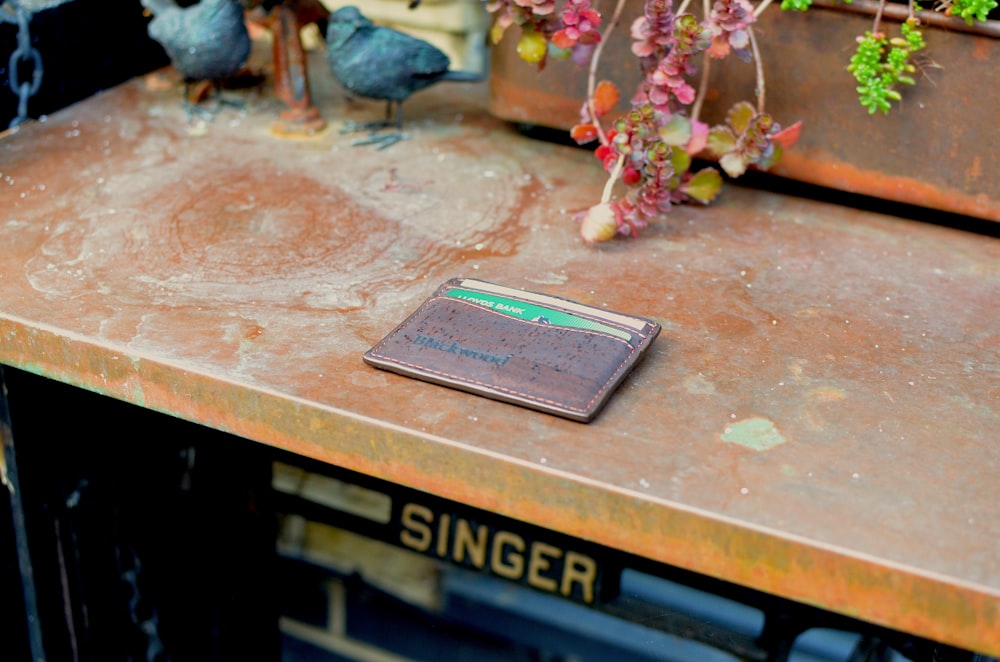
[363,279,661,422]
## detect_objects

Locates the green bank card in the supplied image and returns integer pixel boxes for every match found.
[445,288,633,341]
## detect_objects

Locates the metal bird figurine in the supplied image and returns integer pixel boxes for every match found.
[325,5,482,149]
[142,0,252,104]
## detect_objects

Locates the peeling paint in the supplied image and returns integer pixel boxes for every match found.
[722,417,788,451]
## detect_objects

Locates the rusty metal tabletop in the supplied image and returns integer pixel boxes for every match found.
[1,61,998,655]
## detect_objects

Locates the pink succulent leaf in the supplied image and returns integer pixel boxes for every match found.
[688,119,710,154]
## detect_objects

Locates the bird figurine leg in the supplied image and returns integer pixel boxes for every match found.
[181,78,254,123]
[340,101,406,149]
[181,79,221,122]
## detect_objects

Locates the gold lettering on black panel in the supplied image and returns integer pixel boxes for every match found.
[399,503,434,552]
[453,519,489,568]
[397,501,600,604]
[435,513,452,558]
[562,551,597,604]
[490,531,525,580]
[527,541,562,592]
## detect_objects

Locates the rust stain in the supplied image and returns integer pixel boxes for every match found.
[972,36,992,62]
[244,325,265,340]
[787,359,809,382]
[966,155,984,184]
[809,386,847,402]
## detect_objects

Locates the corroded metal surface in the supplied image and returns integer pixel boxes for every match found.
[1,57,999,654]
[488,5,1000,221]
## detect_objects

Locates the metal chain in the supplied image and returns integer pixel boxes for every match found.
[1,0,44,129]
[119,543,166,662]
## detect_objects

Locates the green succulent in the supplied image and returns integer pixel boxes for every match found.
[780,0,813,11]
[847,19,925,115]
[947,0,998,24]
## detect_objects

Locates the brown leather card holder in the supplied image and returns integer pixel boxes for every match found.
[363,278,661,422]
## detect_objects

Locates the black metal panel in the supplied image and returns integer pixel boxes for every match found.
[0,0,168,128]
[2,367,280,661]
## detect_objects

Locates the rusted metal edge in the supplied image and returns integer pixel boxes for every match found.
[772,151,1000,221]
[808,0,1000,38]
[2,316,998,656]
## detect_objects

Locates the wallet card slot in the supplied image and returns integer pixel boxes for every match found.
[455,278,651,333]
[443,287,639,343]
[365,296,639,418]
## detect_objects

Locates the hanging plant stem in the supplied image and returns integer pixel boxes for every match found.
[690,0,714,123]
[602,153,627,203]
[871,0,888,33]
[690,54,712,123]
[753,0,776,17]
[748,25,766,113]
[585,0,628,145]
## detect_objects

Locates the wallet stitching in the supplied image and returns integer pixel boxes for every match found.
[369,296,643,413]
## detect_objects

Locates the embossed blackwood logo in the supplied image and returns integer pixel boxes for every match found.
[411,334,512,366]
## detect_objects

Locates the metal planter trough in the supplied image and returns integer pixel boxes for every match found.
[488,1,1000,221]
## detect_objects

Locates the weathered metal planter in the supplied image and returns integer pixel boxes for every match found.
[488,2,1000,221]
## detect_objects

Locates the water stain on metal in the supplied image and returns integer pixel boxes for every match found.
[683,373,717,395]
[810,386,848,402]
[722,418,789,451]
